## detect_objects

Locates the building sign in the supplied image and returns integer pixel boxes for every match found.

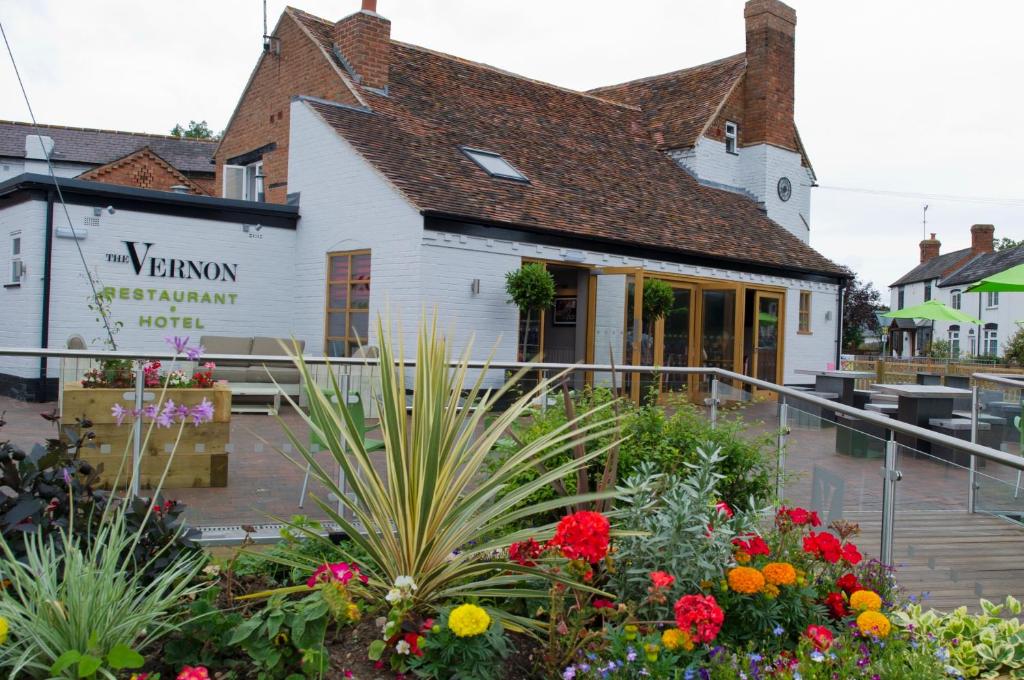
[105,241,239,282]
[101,241,240,330]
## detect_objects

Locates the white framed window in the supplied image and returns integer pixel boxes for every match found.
[8,231,22,285]
[950,289,961,310]
[924,281,932,302]
[222,161,265,201]
[984,325,999,356]
[986,291,999,308]
[724,121,739,154]
[897,286,905,309]
[949,326,960,357]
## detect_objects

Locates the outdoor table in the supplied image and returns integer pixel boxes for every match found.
[917,372,942,386]
[795,370,876,407]
[874,384,972,455]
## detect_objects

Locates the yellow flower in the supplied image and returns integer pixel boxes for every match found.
[0,616,7,645]
[624,624,639,641]
[346,602,361,621]
[856,611,891,638]
[735,551,751,564]
[761,562,796,587]
[448,604,491,638]
[699,580,713,591]
[661,628,694,652]
[727,566,765,594]
[849,590,882,612]
[762,583,780,599]
[644,643,660,662]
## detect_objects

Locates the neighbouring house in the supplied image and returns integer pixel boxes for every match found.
[888,225,1024,358]
[1,0,847,402]
[0,120,217,195]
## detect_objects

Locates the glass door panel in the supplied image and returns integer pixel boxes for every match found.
[588,269,640,395]
[753,292,782,385]
[660,286,693,396]
[699,288,737,393]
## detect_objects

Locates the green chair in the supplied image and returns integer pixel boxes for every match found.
[299,390,384,508]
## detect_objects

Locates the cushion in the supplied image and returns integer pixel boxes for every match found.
[246,366,301,384]
[200,336,253,367]
[210,366,249,383]
[251,337,305,356]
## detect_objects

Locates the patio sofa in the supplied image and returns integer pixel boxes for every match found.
[200,336,305,412]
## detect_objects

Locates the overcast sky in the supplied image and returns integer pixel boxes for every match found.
[2,1,1022,295]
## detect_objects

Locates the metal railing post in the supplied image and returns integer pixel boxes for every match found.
[879,434,900,566]
[710,377,719,430]
[540,369,548,414]
[969,384,979,514]
[776,396,789,501]
[130,362,144,498]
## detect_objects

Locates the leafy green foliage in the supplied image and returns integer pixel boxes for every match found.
[929,338,952,359]
[224,594,331,679]
[611,450,768,618]
[409,608,513,680]
[996,237,1024,252]
[505,263,556,314]
[1004,326,1024,366]
[893,596,1024,679]
[170,120,217,140]
[162,589,245,672]
[642,278,675,323]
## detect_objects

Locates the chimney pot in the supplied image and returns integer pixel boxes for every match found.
[970,224,995,255]
[361,0,377,11]
[919,234,941,264]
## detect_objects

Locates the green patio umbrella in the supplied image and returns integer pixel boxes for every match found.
[965,263,1024,293]
[882,299,982,324]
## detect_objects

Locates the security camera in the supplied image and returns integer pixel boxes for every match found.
[106,206,115,215]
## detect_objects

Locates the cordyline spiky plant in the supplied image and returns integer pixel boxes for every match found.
[262,317,625,628]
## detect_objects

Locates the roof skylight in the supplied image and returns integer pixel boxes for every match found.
[460,147,528,182]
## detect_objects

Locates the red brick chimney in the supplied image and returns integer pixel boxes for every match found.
[970,224,995,255]
[919,233,941,264]
[332,1,391,91]
[743,0,797,148]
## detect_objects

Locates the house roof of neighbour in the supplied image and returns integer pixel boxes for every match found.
[288,10,846,278]
[0,120,216,174]
[940,246,1024,287]
[890,248,972,287]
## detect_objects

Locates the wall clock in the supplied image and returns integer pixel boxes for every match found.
[777,176,792,202]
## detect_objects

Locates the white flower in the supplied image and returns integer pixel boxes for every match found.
[385,588,402,603]
[395,640,411,655]
[393,576,417,591]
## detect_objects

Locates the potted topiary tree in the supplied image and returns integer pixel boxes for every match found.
[505,263,556,360]
[641,278,675,342]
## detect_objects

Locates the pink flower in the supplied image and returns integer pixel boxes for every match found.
[650,571,675,589]
[306,562,367,588]
[176,667,210,680]
[111,403,127,426]
[715,501,734,518]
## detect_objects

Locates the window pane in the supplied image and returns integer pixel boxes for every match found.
[327,312,348,337]
[329,256,350,282]
[326,339,347,358]
[349,312,369,339]
[352,254,371,280]
[328,284,348,309]
[223,165,244,200]
[12,237,20,256]
[350,283,370,309]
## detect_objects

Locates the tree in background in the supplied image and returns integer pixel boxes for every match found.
[1004,326,1024,366]
[170,120,217,140]
[996,237,1024,251]
[842,277,884,351]
[505,263,555,360]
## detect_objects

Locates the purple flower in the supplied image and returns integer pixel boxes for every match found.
[562,668,576,680]
[175,404,190,419]
[156,400,177,428]
[62,468,72,485]
[185,344,205,361]
[142,404,158,420]
[111,403,127,426]
[626,647,637,662]
[166,336,190,354]
[189,398,215,425]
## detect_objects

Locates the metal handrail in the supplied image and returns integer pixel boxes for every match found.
[3,345,1023,471]
[974,372,1024,389]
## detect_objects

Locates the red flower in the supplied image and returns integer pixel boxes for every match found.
[403,632,424,657]
[841,542,862,565]
[673,594,725,644]
[823,591,849,619]
[732,534,770,556]
[593,598,616,610]
[805,624,834,650]
[176,667,210,680]
[777,505,822,528]
[650,571,675,589]
[803,532,843,563]
[420,618,435,634]
[836,573,862,595]
[715,501,734,518]
[509,538,545,567]
[550,511,610,564]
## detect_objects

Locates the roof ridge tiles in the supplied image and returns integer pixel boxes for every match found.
[586,52,746,94]
[0,119,216,144]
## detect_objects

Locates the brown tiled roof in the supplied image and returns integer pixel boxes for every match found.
[289,10,843,277]
[890,248,973,287]
[0,120,215,173]
[587,54,747,150]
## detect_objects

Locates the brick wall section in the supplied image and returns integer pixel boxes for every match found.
[971,224,995,255]
[78,148,208,195]
[214,12,361,204]
[187,175,218,197]
[920,235,941,263]
[705,75,745,144]
[743,0,797,150]
[332,11,391,90]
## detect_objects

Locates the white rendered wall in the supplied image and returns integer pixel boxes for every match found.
[0,159,93,184]
[287,100,424,357]
[0,199,46,385]
[670,138,813,244]
[421,230,839,385]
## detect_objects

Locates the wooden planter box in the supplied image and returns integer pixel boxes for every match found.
[61,383,232,489]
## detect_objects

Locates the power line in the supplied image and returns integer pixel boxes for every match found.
[816,184,1024,208]
[1,19,118,349]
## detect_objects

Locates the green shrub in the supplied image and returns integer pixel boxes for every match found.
[1005,327,1024,366]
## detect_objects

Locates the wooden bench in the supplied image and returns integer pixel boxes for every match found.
[928,418,990,467]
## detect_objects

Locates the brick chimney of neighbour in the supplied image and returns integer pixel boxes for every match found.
[743,0,797,148]
[970,224,995,255]
[332,0,391,91]
[919,233,941,264]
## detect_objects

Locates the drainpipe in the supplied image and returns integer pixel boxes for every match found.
[37,189,54,402]
[835,280,846,367]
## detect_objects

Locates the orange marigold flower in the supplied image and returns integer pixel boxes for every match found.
[849,590,882,612]
[661,627,694,652]
[761,562,797,586]
[856,610,891,638]
[735,551,751,564]
[727,566,765,594]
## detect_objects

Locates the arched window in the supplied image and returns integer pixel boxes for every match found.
[983,323,999,357]
[948,324,960,357]
[950,289,961,310]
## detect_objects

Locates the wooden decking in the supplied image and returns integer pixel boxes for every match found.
[851,511,1024,613]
